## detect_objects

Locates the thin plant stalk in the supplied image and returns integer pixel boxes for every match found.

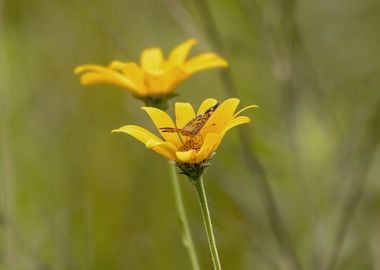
[191,175,221,270]
[190,1,302,269]
[169,163,200,270]
[0,9,17,269]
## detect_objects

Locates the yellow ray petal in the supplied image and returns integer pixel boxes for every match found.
[141,107,182,147]
[195,133,223,163]
[202,98,240,135]
[74,64,141,91]
[233,105,259,118]
[175,102,196,142]
[75,64,119,76]
[78,73,142,95]
[112,125,163,144]
[223,116,251,133]
[168,38,197,66]
[197,98,218,115]
[175,102,196,129]
[109,61,127,70]
[176,149,196,163]
[183,53,228,75]
[144,72,165,93]
[112,62,147,95]
[162,66,185,93]
[145,140,177,161]
[141,48,164,72]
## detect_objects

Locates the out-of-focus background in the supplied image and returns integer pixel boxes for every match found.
[1,0,380,269]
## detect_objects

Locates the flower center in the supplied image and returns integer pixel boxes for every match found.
[179,135,203,152]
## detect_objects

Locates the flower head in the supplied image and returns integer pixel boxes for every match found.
[113,98,257,173]
[74,39,228,107]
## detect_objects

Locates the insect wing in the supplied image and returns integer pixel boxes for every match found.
[160,101,221,137]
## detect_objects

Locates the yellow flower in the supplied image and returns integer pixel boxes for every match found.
[74,39,228,98]
[113,98,257,165]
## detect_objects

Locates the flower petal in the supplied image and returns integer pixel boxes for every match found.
[233,104,259,118]
[195,133,223,163]
[168,38,197,66]
[223,116,251,133]
[141,107,182,147]
[79,73,142,94]
[141,48,164,72]
[75,64,120,76]
[201,98,240,136]
[109,61,127,70]
[197,98,218,115]
[110,61,146,84]
[74,64,141,94]
[175,102,196,129]
[176,149,196,163]
[183,53,228,75]
[144,72,165,93]
[112,125,163,144]
[146,140,177,161]
[119,63,147,95]
[174,102,196,142]
[161,66,186,93]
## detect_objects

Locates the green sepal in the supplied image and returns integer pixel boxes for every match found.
[136,93,178,111]
[175,153,215,182]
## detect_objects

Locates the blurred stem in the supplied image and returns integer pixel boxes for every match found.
[0,6,17,269]
[142,97,199,269]
[190,175,221,270]
[169,162,200,270]
[325,98,380,270]
[192,0,236,96]
[191,1,302,269]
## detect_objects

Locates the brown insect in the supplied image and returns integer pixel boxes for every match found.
[160,102,221,137]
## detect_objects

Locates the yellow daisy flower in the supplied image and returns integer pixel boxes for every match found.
[74,38,228,101]
[113,98,257,169]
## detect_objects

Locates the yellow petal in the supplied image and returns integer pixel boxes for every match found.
[195,133,223,163]
[183,53,228,75]
[74,64,143,93]
[175,102,196,129]
[161,66,186,93]
[168,38,197,66]
[197,98,218,115]
[79,73,142,94]
[144,72,165,93]
[176,150,196,163]
[233,104,258,118]
[112,125,163,144]
[75,64,119,76]
[223,116,251,133]
[109,61,127,70]
[174,102,196,142]
[114,62,147,95]
[146,140,177,161]
[141,107,182,147]
[141,48,164,72]
[201,98,240,136]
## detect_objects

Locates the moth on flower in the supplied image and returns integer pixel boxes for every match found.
[74,39,228,109]
[113,98,257,166]
[159,101,221,137]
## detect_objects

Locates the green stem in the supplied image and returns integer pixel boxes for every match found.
[191,175,221,270]
[169,163,200,270]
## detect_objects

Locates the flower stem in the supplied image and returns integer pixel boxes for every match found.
[191,175,221,270]
[169,162,200,270]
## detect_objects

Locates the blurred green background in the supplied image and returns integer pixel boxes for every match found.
[1,0,380,269]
